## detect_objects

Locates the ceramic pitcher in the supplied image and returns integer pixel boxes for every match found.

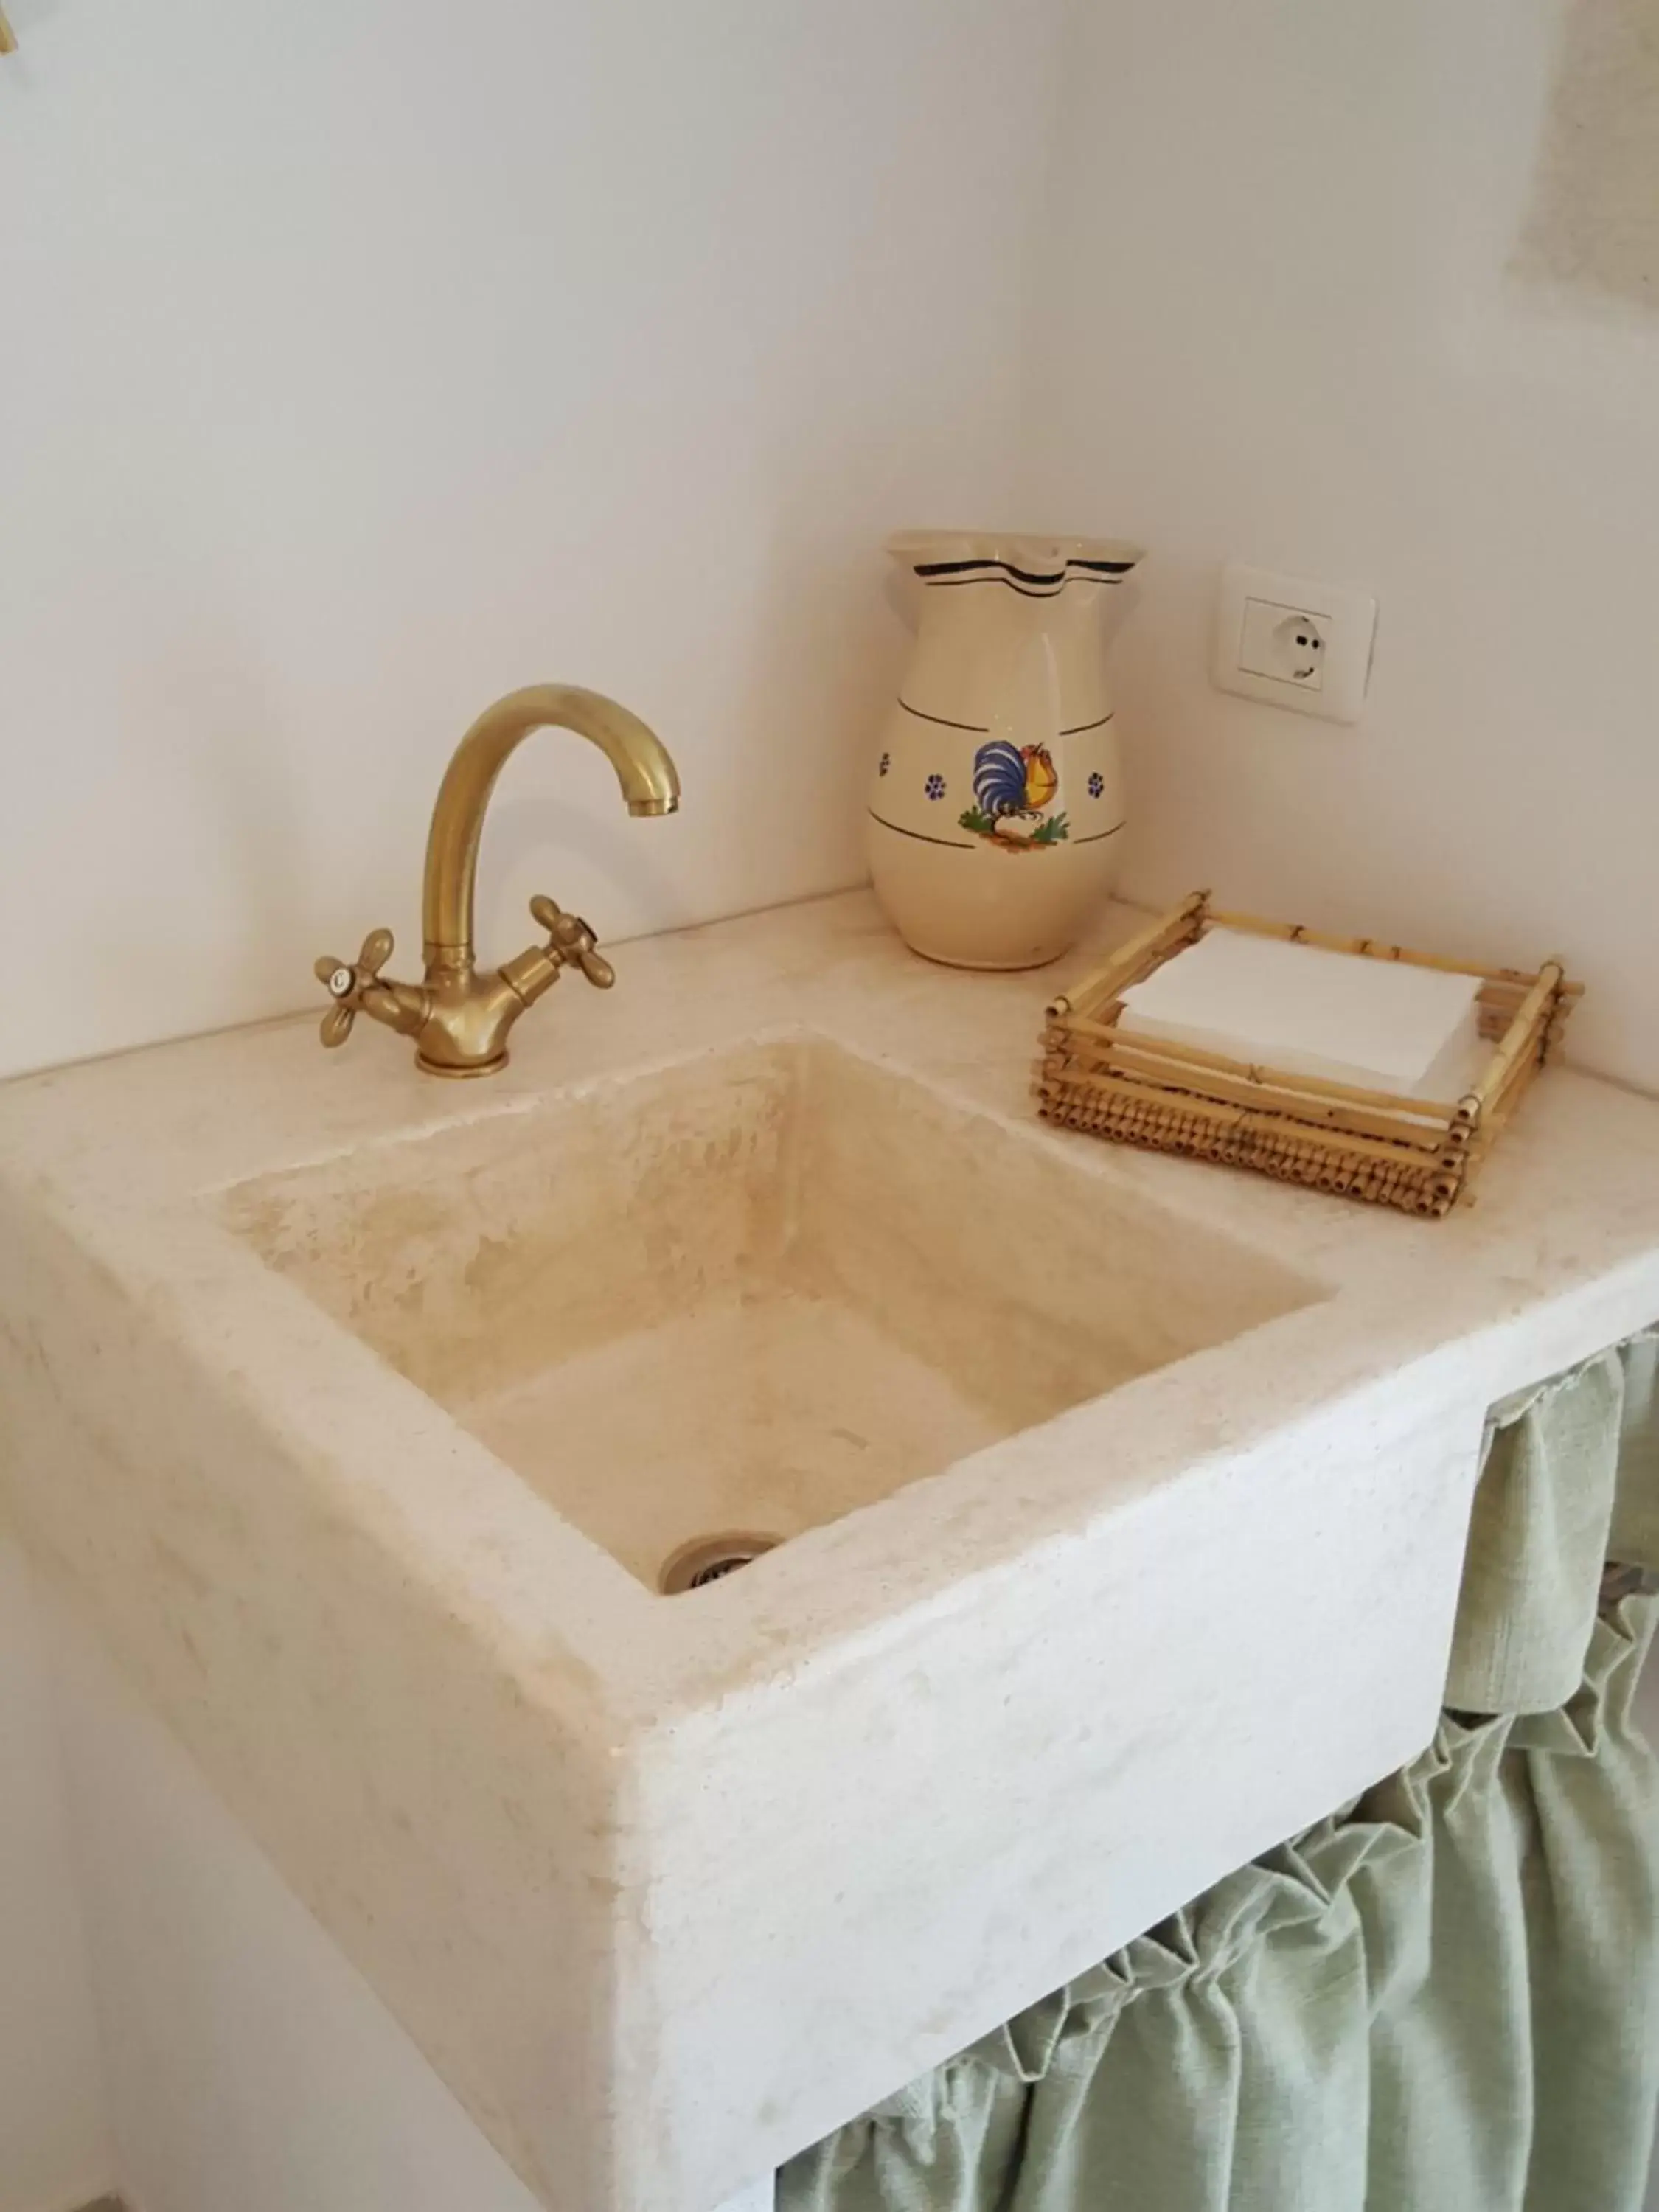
[867,531,1145,969]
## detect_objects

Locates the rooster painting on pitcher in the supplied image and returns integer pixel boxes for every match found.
[867,531,1144,970]
[959,738,1065,848]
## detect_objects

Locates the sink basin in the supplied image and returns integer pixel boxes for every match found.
[220,1036,1320,1592]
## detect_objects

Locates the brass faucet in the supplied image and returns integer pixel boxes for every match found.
[314,684,679,1077]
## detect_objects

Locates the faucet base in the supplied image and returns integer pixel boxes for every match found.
[416,1051,509,1080]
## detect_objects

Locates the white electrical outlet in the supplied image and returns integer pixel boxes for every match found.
[1212,564,1377,724]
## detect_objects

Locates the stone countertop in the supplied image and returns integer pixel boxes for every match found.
[2,889,1658,2212]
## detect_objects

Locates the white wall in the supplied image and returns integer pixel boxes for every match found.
[0,1539,112,2212]
[1031,0,1659,1092]
[0,0,1066,1083]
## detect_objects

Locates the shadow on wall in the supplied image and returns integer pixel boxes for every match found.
[1512,0,1659,308]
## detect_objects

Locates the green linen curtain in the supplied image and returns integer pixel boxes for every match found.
[779,1329,1659,2212]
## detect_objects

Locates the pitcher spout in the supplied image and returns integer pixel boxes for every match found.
[886,529,1144,599]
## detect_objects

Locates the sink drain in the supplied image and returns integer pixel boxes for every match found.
[659,1532,779,1594]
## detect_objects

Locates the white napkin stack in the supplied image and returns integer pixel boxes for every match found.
[1116,928,1483,1102]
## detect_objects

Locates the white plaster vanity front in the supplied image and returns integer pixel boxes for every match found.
[2,891,1658,2212]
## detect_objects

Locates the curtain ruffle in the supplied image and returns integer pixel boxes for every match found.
[1448,1326,1658,1712]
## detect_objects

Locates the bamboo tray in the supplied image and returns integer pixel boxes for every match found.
[1037,892,1581,1217]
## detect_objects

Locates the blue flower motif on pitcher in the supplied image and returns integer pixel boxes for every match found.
[925,773,946,801]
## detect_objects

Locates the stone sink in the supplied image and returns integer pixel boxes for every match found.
[221,1035,1318,1598]
[4,891,1659,2212]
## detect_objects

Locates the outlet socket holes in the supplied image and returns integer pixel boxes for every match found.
[1240,601,1327,690]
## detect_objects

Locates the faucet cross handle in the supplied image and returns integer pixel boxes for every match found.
[314,927,395,1046]
[529,896,615,990]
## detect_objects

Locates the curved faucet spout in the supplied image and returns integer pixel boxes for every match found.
[315,681,678,1078]
[421,684,681,966]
